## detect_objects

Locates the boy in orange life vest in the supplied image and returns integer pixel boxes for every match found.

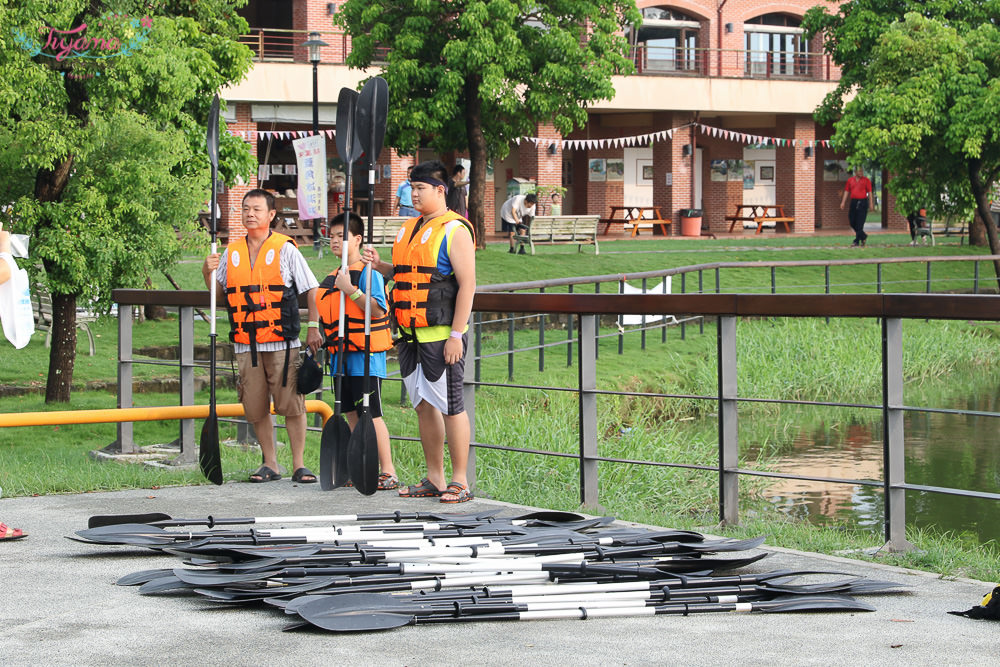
[317,212,397,489]
[363,160,476,503]
[202,189,323,484]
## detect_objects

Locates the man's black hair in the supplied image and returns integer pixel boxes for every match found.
[452,164,465,175]
[243,188,276,211]
[525,193,538,205]
[329,211,364,238]
[411,160,449,185]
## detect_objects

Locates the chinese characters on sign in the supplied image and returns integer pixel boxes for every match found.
[293,135,327,221]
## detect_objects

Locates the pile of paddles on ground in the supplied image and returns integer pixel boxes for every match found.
[71,509,909,633]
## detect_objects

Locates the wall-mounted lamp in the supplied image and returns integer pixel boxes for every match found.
[548,143,558,155]
[804,146,813,158]
[328,3,337,14]
[682,144,692,157]
[725,23,734,34]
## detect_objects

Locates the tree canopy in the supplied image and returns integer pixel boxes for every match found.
[804,1,1000,281]
[336,0,640,245]
[0,0,254,401]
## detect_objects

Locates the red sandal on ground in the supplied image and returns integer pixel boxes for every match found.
[0,522,26,541]
[440,482,473,504]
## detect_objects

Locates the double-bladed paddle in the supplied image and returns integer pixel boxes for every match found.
[199,94,223,485]
[347,76,389,496]
[320,88,363,490]
[87,508,508,529]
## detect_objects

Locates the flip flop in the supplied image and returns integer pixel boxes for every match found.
[291,467,317,484]
[440,482,473,504]
[0,522,26,541]
[398,477,441,498]
[249,465,282,483]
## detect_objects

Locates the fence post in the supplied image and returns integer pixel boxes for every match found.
[718,315,739,525]
[882,316,914,552]
[175,306,195,464]
[474,312,482,383]
[465,352,477,492]
[566,284,574,366]
[538,287,546,372]
[112,304,136,454]
[578,314,599,509]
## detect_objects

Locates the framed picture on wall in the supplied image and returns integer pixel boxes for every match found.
[727,159,743,182]
[710,159,728,181]
[743,160,755,190]
[641,164,654,181]
[759,165,775,182]
[589,158,606,182]
[823,160,844,181]
[606,158,624,181]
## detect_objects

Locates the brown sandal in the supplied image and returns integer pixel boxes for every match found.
[398,477,441,498]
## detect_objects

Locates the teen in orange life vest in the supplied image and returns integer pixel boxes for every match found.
[317,211,397,490]
[363,160,476,504]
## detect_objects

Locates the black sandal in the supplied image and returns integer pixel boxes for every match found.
[292,467,317,484]
[249,465,281,483]
[398,477,441,498]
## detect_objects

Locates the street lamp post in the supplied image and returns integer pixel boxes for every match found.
[302,31,328,250]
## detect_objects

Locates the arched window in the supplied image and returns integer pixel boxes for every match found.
[632,7,700,73]
[744,13,807,77]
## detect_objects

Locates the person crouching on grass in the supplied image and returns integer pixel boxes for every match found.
[364,160,476,503]
[317,212,398,490]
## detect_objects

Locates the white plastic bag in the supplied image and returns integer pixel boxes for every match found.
[0,254,35,349]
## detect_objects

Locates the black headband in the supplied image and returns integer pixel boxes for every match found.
[411,176,449,193]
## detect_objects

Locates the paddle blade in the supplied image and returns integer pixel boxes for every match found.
[329,416,352,489]
[335,88,362,163]
[356,76,389,162]
[319,415,347,491]
[347,410,379,496]
[206,94,220,171]
[199,409,223,485]
[88,512,172,529]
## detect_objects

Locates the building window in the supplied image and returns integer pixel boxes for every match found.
[632,7,700,73]
[744,13,807,77]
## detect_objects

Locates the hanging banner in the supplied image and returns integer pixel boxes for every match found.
[293,134,327,221]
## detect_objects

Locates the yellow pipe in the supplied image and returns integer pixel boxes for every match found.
[0,400,332,428]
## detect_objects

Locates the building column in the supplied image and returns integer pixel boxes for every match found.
[776,115,815,233]
[519,123,563,215]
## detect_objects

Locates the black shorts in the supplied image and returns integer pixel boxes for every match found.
[501,219,516,233]
[337,375,383,418]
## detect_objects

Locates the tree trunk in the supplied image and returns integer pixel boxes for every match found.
[45,293,78,403]
[464,74,488,249]
[968,160,1000,292]
[143,277,167,320]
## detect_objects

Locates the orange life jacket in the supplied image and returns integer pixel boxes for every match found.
[225,232,300,346]
[390,211,474,330]
[317,261,393,353]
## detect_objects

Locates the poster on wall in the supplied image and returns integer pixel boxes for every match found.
[710,159,728,182]
[606,158,624,181]
[759,165,775,182]
[823,160,848,181]
[727,159,743,182]
[743,160,755,190]
[589,158,606,182]
[642,164,654,181]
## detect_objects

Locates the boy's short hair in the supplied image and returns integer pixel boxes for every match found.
[524,193,538,205]
[452,164,465,175]
[330,211,364,238]
[411,160,449,185]
[243,189,275,211]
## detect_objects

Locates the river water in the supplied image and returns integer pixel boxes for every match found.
[747,388,1000,545]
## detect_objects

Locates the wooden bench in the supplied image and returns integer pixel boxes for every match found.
[513,215,600,255]
[366,216,409,245]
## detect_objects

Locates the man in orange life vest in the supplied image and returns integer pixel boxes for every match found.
[202,189,322,483]
[317,211,398,489]
[365,160,476,503]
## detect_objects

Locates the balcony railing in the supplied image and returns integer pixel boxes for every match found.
[238,27,838,82]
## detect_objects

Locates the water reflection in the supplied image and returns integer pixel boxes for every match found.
[748,391,1000,544]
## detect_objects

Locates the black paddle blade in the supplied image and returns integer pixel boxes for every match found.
[347,409,379,496]
[88,512,172,529]
[335,88,362,164]
[330,416,352,489]
[320,415,350,490]
[356,76,389,163]
[199,408,223,485]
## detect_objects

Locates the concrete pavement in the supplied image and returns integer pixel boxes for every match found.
[2,482,996,666]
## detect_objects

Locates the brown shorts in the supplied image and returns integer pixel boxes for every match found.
[236,349,305,422]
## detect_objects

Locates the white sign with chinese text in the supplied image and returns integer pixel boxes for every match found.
[293,135,327,220]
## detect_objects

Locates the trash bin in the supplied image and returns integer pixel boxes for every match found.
[680,208,702,237]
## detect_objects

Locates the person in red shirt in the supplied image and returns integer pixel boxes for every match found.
[840,167,874,247]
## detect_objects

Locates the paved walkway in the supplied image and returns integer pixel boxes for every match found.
[3,483,995,666]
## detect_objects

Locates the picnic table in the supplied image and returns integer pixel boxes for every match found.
[725,204,794,234]
[600,205,671,236]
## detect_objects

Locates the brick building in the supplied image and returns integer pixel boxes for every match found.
[218,0,907,240]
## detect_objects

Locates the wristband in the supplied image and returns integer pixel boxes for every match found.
[449,330,464,339]
[350,290,363,301]
[307,321,320,329]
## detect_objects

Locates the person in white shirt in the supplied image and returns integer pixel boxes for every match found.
[499,193,536,254]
